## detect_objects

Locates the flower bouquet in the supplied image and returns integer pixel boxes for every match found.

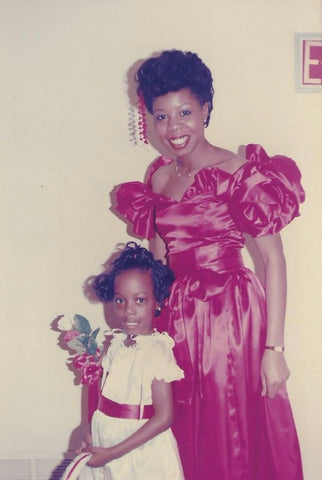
[57,314,103,385]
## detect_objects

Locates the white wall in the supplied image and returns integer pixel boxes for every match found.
[1,0,321,478]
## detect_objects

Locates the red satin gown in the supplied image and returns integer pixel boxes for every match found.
[114,144,304,480]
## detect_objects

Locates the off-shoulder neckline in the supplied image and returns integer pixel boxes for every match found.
[151,157,250,204]
[158,155,249,176]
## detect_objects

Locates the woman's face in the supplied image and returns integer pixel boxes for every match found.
[113,269,159,336]
[152,88,209,158]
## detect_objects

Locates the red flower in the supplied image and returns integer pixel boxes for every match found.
[73,353,103,385]
[80,363,103,385]
[73,353,92,369]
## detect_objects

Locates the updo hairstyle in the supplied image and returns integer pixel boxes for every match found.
[93,242,175,305]
[136,49,214,127]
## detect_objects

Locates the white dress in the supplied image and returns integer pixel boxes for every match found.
[79,330,185,480]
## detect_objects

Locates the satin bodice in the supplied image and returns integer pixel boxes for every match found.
[115,144,305,263]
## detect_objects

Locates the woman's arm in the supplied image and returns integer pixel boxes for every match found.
[253,232,290,398]
[148,164,169,264]
[86,378,174,467]
[149,231,167,264]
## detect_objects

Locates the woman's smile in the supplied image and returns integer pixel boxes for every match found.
[168,135,190,150]
[152,88,209,159]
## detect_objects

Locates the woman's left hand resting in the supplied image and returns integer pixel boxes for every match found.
[85,446,115,467]
[260,350,290,398]
[253,233,290,398]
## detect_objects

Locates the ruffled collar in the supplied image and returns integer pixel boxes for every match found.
[150,144,274,180]
[146,152,246,203]
[106,328,172,349]
[146,144,297,203]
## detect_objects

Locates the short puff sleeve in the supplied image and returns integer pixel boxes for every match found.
[144,333,184,384]
[114,156,172,240]
[114,182,157,240]
[229,144,305,237]
[101,330,126,373]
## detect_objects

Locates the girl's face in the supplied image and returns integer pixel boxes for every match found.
[152,87,209,158]
[113,269,159,336]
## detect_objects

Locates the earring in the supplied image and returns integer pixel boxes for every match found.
[154,307,162,317]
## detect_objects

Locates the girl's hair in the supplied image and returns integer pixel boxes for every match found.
[93,242,175,304]
[136,49,214,127]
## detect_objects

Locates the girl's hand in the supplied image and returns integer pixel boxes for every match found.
[85,447,115,467]
[260,349,290,398]
[75,432,92,455]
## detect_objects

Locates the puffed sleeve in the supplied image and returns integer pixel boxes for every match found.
[114,181,157,240]
[101,330,126,373]
[146,333,184,383]
[114,156,172,240]
[229,144,305,237]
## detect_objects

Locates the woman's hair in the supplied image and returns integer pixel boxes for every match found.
[93,242,175,305]
[136,49,214,127]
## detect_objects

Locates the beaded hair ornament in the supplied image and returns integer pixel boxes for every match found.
[138,93,148,145]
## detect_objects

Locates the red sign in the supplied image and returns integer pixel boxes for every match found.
[302,39,322,85]
[296,34,322,91]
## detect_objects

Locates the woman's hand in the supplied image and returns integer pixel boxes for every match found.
[253,233,290,398]
[85,446,115,467]
[260,349,290,397]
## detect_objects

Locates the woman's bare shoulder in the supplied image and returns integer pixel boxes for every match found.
[210,146,247,174]
[150,161,174,192]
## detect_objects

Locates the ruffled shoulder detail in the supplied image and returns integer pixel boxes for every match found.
[114,182,158,240]
[135,330,175,348]
[229,144,305,237]
[185,166,232,200]
[114,156,172,240]
[108,328,127,342]
[144,331,184,383]
[101,329,127,372]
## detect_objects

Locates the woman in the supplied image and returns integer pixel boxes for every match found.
[114,50,304,480]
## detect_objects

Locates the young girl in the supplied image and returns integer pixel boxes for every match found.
[78,242,185,480]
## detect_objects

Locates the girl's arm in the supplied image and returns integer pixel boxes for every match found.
[253,232,290,398]
[86,378,174,467]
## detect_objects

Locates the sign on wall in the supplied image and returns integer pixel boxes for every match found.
[295,33,322,92]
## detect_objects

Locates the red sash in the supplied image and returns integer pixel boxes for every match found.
[97,395,154,419]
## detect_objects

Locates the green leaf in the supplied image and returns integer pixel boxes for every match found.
[67,337,86,354]
[77,335,87,347]
[91,327,100,339]
[74,314,91,335]
[87,336,99,358]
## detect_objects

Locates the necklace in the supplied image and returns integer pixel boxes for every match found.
[175,161,196,178]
